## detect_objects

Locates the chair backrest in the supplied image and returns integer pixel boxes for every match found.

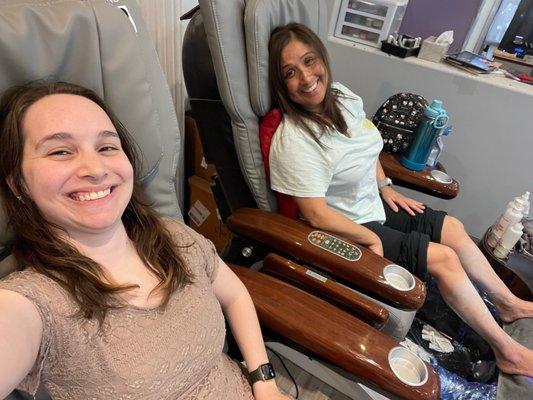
[183,0,327,215]
[0,0,183,273]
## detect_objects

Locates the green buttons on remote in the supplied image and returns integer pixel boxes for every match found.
[308,231,362,261]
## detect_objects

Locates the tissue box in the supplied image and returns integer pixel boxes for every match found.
[418,36,449,63]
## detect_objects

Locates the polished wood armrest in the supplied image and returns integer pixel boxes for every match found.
[379,152,459,199]
[230,265,439,400]
[262,253,389,328]
[227,208,426,310]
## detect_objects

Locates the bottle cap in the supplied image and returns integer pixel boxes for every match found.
[425,100,448,128]
[425,100,443,118]
[514,192,529,203]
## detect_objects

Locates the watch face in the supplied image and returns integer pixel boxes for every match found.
[260,364,276,379]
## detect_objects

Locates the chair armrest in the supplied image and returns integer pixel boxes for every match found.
[262,253,389,328]
[230,265,440,400]
[379,153,459,199]
[227,208,426,310]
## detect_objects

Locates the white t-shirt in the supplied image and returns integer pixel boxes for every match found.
[269,82,385,224]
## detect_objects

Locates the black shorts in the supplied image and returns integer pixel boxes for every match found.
[362,201,447,282]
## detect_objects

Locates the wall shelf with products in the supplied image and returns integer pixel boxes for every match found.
[331,0,408,48]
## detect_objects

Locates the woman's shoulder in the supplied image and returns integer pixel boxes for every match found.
[276,113,323,144]
[271,118,323,161]
[163,217,216,251]
[331,82,366,121]
[162,217,197,243]
[162,217,212,252]
[332,82,363,104]
[163,217,220,282]
[1,267,62,291]
[0,267,72,318]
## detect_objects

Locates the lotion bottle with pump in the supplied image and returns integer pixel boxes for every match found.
[493,222,524,259]
[487,201,524,248]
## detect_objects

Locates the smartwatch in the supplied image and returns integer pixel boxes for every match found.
[247,363,276,385]
[378,177,393,191]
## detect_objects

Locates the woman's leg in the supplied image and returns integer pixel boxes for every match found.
[427,242,533,376]
[439,216,533,322]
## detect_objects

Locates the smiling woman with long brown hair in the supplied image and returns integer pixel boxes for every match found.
[0,81,291,400]
[268,22,533,377]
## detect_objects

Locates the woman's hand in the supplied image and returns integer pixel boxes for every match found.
[366,232,384,257]
[380,186,425,216]
[253,380,294,400]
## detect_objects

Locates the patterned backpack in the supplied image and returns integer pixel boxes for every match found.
[372,93,428,154]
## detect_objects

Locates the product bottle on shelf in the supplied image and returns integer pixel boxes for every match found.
[486,201,524,248]
[513,192,530,212]
[518,192,530,219]
[493,222,524,259]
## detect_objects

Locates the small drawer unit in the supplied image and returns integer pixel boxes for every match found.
[332,0,409,47]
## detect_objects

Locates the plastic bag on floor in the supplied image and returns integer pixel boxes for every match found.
[408,319,497,382]
[400,339,497,400]
[432,360,496,400]
[416,278,498,362]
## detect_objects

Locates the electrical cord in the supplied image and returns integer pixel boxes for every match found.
[267,346,299,399]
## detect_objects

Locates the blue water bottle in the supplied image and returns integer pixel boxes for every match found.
[401,100,448,171]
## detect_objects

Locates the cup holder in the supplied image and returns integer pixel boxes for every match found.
[383,264,415,291]
[430,169,452,184]
[388,346,428,387]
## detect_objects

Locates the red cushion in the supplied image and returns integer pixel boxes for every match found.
[259,108,299,219]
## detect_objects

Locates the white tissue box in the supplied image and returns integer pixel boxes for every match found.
[418,36,449,63]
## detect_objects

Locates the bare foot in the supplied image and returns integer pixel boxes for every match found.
[494,343,533,377]
[498,297,533,323]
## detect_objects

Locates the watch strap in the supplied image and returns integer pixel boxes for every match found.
[247,363,276,385]
[378,177,392,190]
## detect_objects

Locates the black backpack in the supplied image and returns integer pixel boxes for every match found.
[372,93,428,154]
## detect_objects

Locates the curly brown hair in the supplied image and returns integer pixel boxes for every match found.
[0,81,193,325]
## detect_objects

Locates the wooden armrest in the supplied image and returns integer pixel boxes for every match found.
[262,253,389,328]
[379,152,459,199]
[227,208,426,310]
[230,265,439,400]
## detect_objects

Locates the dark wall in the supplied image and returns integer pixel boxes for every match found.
[399,0,483,53]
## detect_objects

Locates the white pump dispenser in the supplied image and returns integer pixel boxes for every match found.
[513,192,530,212]
[487,200,524,248]
[519,192,530,218]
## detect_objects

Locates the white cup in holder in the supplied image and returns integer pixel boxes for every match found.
[388,346,428,387]
[430,169,452,184]
[383,264,415,291]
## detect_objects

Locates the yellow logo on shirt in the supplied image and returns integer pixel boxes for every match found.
[363,118,376,130]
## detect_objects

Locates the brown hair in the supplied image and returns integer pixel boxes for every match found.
[0,81,193,324]
[268,22,348,142]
